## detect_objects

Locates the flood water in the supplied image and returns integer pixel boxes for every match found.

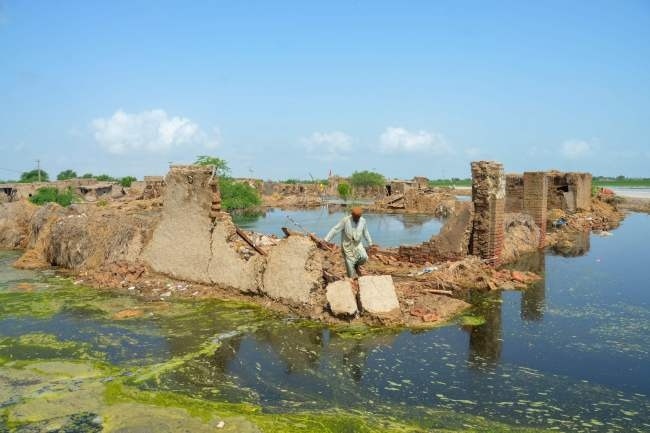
[607,187,650,199]
[233,207,444,247]
[1,213,650,432]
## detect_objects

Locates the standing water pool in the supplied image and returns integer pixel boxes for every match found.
[1,214,649,432]
[232,207,444,247]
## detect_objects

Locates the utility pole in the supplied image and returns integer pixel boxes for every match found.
[36,159,41,182]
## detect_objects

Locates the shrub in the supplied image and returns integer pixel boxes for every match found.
[337,182,351,200]
[57,169,77,180]
[81,173,94,179]
[29,187,77,207]
[219,177,261,210]
[349,171,385,188]
[120,176,137,187]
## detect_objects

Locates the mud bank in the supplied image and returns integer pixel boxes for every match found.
[618,196,650,214]
[0,164,624,328]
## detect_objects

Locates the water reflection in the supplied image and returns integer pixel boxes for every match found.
[520,253,546,321]
[548,229,591,257]
[256,325,324,374]
[468,298,503,366]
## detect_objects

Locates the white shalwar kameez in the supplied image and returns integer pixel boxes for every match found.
[324,215,373,278]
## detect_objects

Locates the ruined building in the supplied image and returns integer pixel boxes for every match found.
[506,171,592,213]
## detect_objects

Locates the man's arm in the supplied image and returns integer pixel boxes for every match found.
[363,220,373,246]
[324,218,345,243]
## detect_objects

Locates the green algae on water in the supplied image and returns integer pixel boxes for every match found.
[458,315,486,327]
[0,333,106,363]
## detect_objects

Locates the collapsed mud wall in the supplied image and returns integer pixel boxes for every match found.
[403,189,456,215]
[0,200,36,249]
[143,166,262,293]
[12,201,156,270]
[501,213,542,264]
[143,165,323,305]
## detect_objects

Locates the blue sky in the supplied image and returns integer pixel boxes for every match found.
[1,0,649,180]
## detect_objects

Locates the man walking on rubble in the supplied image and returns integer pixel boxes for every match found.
[323,207,375,279]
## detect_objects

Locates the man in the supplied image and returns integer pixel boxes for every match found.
[323,207,375,278]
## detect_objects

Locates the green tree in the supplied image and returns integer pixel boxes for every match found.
[20,169,49,183]
[349,170,385,187]
[337,182,351,201]
[120,176,137,187]
[57,169,78,180]
[195,155,230,176]
[94,174,116,182]
[81,173,94,179]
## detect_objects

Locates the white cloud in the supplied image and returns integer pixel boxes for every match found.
[561,139,592,159]
[91,109,219,154]
[379,127,452,155]
[301,131,353,161]
[464,147,481,158]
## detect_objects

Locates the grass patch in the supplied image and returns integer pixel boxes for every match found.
[593,178,650,187]
[458,315,486,327]
[28,187,78,207]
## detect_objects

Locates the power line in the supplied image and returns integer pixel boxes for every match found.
[0,167,23,173]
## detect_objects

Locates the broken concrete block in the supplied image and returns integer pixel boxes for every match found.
[359,275,400,317]
[262,236,322,304]
[326,280,358,317]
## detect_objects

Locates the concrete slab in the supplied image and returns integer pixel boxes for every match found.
[326,280,358,317]
[359,275,399,317]
[262,236,322,304]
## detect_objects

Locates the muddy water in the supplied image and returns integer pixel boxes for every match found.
[233,207,444,247]
[1,214,650,432]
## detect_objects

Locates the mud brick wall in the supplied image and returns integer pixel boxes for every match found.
[471,161,505,267]
[505,174,524,212]
[143,176,165,199]
[573,173,592,211]
[523,172,548,247]
[547,172,592,212]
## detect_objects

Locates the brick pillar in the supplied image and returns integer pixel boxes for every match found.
[471,161,505,267]
[523,172,548,248]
